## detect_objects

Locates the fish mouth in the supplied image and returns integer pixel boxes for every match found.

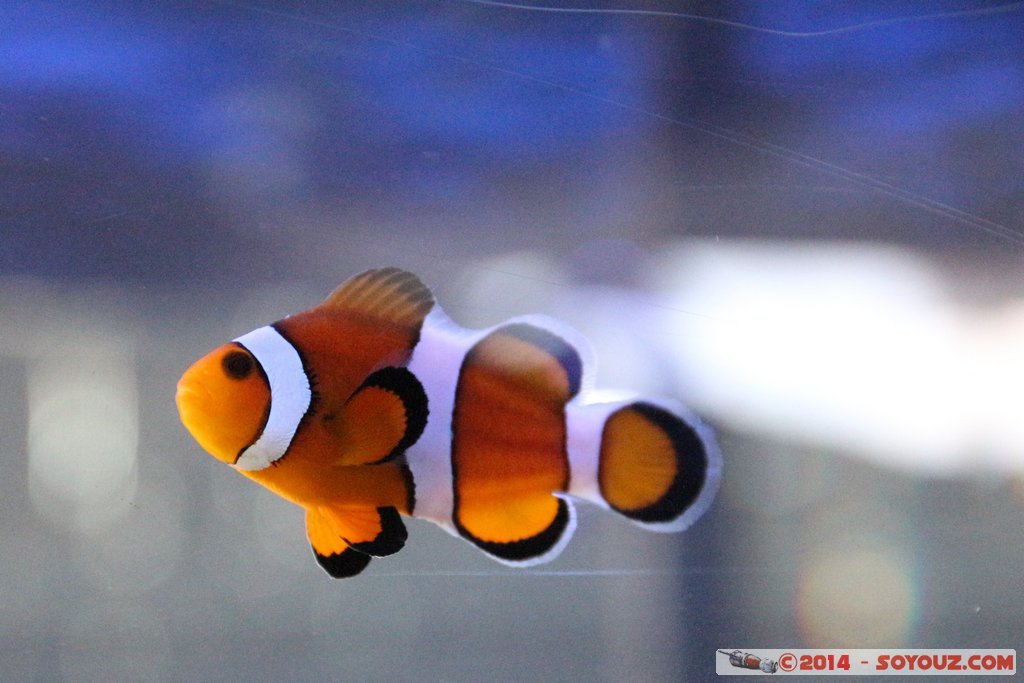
[175,379,206,438]
[175,375,232,463]
[175,374,209,417]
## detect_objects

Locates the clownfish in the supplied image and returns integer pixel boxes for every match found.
[176,268,720,578]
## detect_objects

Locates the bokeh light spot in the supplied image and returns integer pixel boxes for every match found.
[27,352,138,533]
[796,544,917,646]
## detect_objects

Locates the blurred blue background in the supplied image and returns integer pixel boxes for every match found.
[2,1,1023,680]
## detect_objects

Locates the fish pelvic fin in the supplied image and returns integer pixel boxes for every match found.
[306,504,408,578]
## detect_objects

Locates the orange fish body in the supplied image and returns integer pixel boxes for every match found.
[176,268,721,578]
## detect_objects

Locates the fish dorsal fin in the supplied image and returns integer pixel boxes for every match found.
[321,268,434,333]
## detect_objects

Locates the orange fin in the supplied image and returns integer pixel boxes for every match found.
[320,267,434,338]
[598,401,715,531]
[452,323,580,565]
[346,506,408,556]
[307,505,407,561]
[331,367,428,466]
[306,508,372,578]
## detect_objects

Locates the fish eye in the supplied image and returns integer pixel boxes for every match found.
[222,349,255,380]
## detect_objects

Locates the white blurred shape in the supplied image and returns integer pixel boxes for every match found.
[971,300,1024,470]
[796,543,917,646]
[650,240,1008,473]
[28,350,138,532]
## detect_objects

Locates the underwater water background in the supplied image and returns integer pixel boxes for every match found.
[3,1,1023,680]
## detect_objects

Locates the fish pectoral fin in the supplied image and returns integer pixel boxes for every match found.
[320,268,434,335]
[332,367,428,466]
[307,504,407,566]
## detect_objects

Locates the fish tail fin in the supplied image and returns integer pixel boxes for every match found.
[567,399,720,532]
